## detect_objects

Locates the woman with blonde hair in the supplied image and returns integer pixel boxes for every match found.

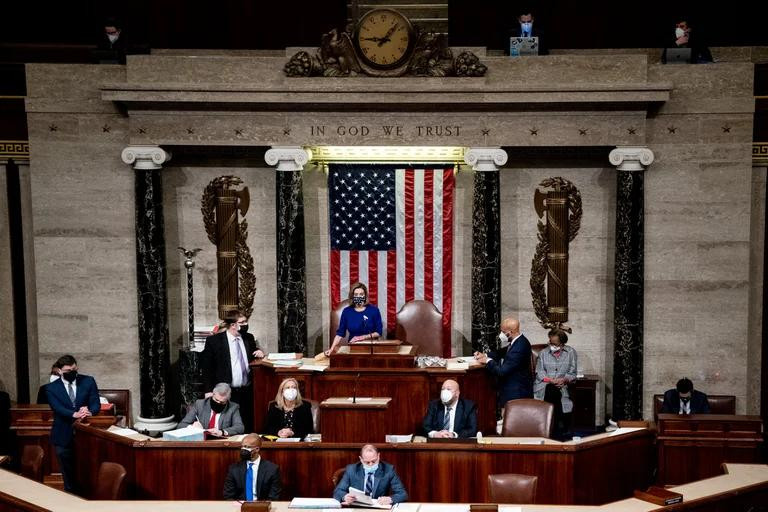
[263,378,314,439]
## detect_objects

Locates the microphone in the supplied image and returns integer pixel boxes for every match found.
[352,372,361,404]
[362,315,373,343]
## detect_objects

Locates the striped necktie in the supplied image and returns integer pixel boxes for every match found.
[443,406,452,430]
[365,472,373,496]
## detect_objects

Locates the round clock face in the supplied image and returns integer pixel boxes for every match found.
[355,9,413,69]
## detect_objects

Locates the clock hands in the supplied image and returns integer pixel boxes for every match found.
[377,23,399,46]
[361,36,384,42]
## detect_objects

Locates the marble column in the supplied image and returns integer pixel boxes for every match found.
[121,146,176,433]
[609,146,654,420]
[265,147,312,353]
[465,148,508,352]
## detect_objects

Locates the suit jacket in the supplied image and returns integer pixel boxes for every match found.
[661,389,710,415]
[486,334,534,405]
[333,461,408,504]
[223,458,281,501]
[422,398,477,438]
[46,375,100,447]
[178,397,244,435]
[201,331,261,391]
[263,401,314,440]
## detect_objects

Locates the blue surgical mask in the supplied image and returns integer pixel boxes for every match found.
[364,464,378,474]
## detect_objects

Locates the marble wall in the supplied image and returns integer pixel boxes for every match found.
[163,163,278,356]
[500,162,616,423]
[25,64,142,414]
[0,163,16,398]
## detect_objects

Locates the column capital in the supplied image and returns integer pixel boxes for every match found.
[265,146,313,171]
[121,146,171,170]
[609,146,654,171]
[464,147,508,172]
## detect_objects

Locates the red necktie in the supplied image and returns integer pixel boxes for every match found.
[208,412,217,429]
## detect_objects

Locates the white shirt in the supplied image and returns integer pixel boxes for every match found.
[63,378,77,402]
[248,457,261,499]
[227,331,249,388]
[679,399,691,415]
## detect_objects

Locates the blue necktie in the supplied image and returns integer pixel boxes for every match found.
[245,462,254,501]
[443,406,452,431]
[365,473,373,496]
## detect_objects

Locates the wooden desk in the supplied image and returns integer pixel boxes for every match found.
[73,423,654,504]
[3,464,768,512]
[251,362,498,436]
[657,413,764,485]
[10,404,116,487]
[319,397,391,443]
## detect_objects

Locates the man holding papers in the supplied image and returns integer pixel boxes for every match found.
[422,379,478,438]
[333,444,408,506]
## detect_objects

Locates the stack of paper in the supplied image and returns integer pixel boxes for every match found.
[385,434,413,443]
[288,497,341,508]
[268,352,302,360]
[348,487,391,509]
[162,425,204,441]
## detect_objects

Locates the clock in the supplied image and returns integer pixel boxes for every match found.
[354,8,415,74]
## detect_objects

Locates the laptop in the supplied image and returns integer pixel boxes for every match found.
[664,47,692,64]
[510,37,539,56]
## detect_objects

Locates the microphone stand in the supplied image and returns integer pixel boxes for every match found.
[352,372,361,404]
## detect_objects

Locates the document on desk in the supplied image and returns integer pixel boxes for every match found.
[298,364,327,372]
[609,426,645,436]
[348,487,391,508]
[417,505,469,512]
[288,497,341,508]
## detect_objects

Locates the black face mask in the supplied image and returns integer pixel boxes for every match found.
[239,324,249,335]
[240,448,254,461]
[210,399,227,413]
[352,296,365,306]
[62,370,78,383]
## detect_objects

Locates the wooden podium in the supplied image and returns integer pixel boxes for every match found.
[330,341,416,369]
[320,397,392,442]
[657,413,764,485]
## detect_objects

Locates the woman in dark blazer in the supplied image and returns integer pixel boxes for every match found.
[263,378,313,439]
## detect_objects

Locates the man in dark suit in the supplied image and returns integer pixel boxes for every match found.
[333,444,407,506]
[661,377,710,415]
[422,379,478,438]
[474,317,533,408]
[201,310,264,432]
[223,434,282,501]
[178,382,244,437]
[45,355,100,492]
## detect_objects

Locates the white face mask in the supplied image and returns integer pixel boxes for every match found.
[675,28,685,38]
[283,388,298,401]
[49,374,60,383]
[499,332,509,344]
[107,33,120,44]
[440,389,454,404]
[550,344,562,352]
[521,22,533,32]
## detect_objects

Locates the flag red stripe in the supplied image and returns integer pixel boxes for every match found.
[387,250,397,334]
[368,251,378,307]
[423,169,434,302]
[349,251,359,284]
[404,169,415,303]
[330,250,340,308]
[441,168,454,357]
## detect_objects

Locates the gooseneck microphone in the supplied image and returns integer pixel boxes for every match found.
[352,372,361,404]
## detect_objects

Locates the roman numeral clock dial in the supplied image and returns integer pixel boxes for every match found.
[354,8,415,76]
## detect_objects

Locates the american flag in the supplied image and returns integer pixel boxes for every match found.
[329,164,454,356]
